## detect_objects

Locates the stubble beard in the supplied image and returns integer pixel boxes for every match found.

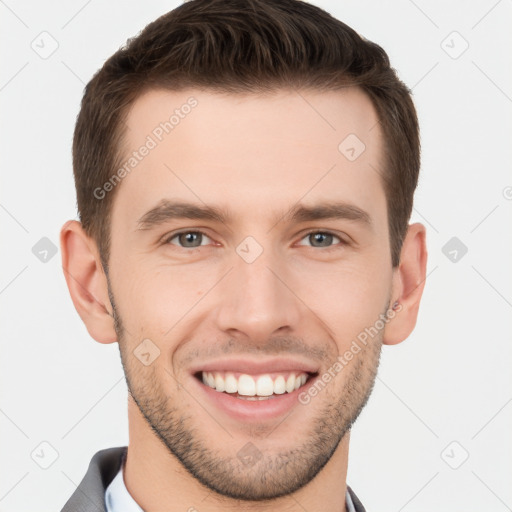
[109,283,384,501]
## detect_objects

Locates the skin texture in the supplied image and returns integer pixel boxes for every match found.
[61,87,427,512]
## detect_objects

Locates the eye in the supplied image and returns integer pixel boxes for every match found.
[162,229,346,250]
[297,230,344,249]
[164,230,214,248]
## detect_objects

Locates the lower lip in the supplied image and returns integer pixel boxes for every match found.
[192,374,317,422]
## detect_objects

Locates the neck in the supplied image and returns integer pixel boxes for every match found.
[124,397,350,512]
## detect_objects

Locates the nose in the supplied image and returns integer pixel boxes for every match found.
[215,245,302,345]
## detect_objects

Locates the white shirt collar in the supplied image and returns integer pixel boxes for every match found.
[105,465,357,512]
[105,464,143,512]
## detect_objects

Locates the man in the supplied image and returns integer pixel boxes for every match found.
[59,0,427,510]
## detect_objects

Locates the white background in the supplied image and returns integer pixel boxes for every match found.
[1,1,511,511]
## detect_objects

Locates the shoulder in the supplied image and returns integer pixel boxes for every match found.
[347,485,367,512]
[60,446,127,512]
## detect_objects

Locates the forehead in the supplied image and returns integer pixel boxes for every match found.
[113,87,385,229]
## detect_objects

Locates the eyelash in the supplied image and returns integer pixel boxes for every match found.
[162,229,347,251]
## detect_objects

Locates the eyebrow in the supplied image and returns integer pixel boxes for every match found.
[283,202,371,226]
[136,199,372,231]
[137,200,230,230]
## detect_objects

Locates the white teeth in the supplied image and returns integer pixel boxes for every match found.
[238,395,273,401]
[214,372,225,392]
[285,374,296,393]
[200,371,310,397]
[274,375,286,394]
[224,372,238,393]
[238,374,256,395]
[206,372,215,388]
[256,375,274,396]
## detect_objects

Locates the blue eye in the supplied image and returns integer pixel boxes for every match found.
[298,231,343,249]
[163,229,345,250]
[165,230,213,248]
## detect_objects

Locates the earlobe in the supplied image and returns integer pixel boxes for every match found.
[383,223,428,346]
[60,220,117,344]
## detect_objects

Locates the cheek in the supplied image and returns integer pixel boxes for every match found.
[115,262,212,336]
[293,257,392,346]
[114,243,392,347]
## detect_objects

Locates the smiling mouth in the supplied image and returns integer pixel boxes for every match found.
[194,370,318,400]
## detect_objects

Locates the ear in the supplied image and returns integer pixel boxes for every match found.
[60,220,117,344]
[383,222,428,345]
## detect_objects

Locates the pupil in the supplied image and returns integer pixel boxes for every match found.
[312,233,331,246]
[182,232,200,246]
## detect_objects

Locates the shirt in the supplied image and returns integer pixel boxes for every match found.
[105,465,357,512]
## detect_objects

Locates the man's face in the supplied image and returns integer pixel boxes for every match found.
[107,87,395,499]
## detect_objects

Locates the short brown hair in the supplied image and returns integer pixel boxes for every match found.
[73,0,420,269]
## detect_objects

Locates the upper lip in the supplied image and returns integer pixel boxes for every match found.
[190,357,320,376]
